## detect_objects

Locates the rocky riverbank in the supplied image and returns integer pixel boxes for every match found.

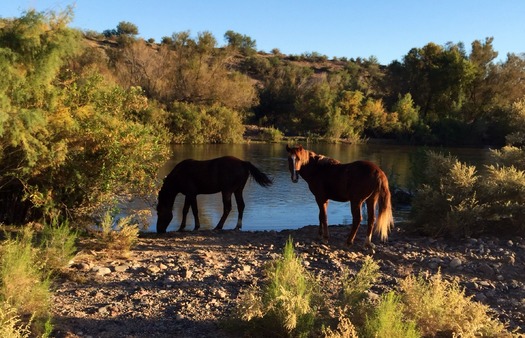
[52,225,525,337]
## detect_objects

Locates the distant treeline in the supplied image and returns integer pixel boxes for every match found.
[86,20,525,147]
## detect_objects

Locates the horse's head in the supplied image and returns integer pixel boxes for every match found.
[286,145,307,183]
[156,179,176,233]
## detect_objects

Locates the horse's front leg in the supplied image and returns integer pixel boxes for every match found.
[190,196,200,230]
[214,192,232,230]
[178,196,191,232]
[346,201,363,246]
[316,198,329,242]
[233,190,245,230]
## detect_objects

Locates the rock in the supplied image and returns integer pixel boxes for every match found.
[92,266,111,276]
[449,257,462,269]
[147,264,161,273]
[478,263,494,276]
[114,264,129,272]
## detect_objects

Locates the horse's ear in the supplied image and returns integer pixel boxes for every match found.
[286,145,291,152]
[298,144,303,151]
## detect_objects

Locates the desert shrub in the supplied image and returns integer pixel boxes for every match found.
[362,292,419,338]
[399,270,509,337]
[410,151,484,236]
[169,102,245,144]
[0,10,170,225]
[0,300,32,338]
[93,212,139,252]
[322,315,359,338]
[0,228,52,335]
[410,150,525,236]
[38,218,77,274]
[261,126,284,142]
[340,256,380,309]
[236,237,318,337]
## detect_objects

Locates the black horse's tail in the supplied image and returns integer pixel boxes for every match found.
[245,162,273,187]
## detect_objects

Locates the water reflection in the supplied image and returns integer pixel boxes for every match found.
[149,143,490,232]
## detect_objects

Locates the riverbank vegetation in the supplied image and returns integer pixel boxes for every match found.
[233,239,510,337]
[1,8,524,336]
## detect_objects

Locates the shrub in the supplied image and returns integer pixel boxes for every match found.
[0,301,32,338]
[362,292,419,338]
[170,102,245,144]
[410,150,525,236]
[0,228,52,335]
[261,126,284,142]
[93,212,139,252]
[322,315,358,338]
[399,270,508,337]
[410,151,483,236]
[236,237,318,337]
[340,256,380,309]
[38,218,77,274]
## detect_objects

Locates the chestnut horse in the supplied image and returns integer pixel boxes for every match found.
[156,156,272,233]
[286,145,393,247]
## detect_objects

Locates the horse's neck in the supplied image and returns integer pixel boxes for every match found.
[300,152,340,178]
[299,152,323,180]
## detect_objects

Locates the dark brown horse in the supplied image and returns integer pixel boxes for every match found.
[286,145,393,247]
[156,156,272,233]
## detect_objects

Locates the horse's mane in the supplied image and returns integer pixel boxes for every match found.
[299,150,340,166]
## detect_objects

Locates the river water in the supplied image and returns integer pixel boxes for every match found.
[144,143,490,232]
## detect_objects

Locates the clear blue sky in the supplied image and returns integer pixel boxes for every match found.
[3,0,524,65]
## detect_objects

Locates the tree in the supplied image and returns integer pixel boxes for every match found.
[224,30,256,55]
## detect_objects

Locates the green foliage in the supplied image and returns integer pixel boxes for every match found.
[400,270,508,337]
[261,126,284,142]
[93,212,139,252]
[0,301,32,338]
[170,102,245,144]
[0,10,171,224]
[39,218,77,274]
[362,292,419,338]
[340,256,380,308]
[0,228,52,334]
[236,237,318,337]
[410,150,525,236]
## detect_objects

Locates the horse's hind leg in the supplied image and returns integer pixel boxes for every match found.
[233,190,245,230]
[346,201,363,245]
[316,198,329,242]
[214,192,232,230]
[364,197,377,249]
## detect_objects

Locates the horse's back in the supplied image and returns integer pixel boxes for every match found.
[171,156,248,194]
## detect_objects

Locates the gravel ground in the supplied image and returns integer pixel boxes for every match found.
[51,225,525,337]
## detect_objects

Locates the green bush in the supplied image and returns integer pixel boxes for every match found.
[0,228,52,335]
[170,102,245,143]
[410,150,525,236]
[0,10,171,224]
[93,212,139,252]
[39,219,77,274]
[363,292,419,338]
[0,300,32,338]
[236,237,318,337]
[400,271,508,337]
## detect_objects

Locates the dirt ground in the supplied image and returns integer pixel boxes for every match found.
[51,225,525,337]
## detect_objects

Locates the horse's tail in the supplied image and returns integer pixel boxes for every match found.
[245,162,273,187]
[375,173,394,241]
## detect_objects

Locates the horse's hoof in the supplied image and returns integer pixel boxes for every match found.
[234,227,242,231]
[364,242,376,254]
[177,228,185,232]
[213,227,222,231]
